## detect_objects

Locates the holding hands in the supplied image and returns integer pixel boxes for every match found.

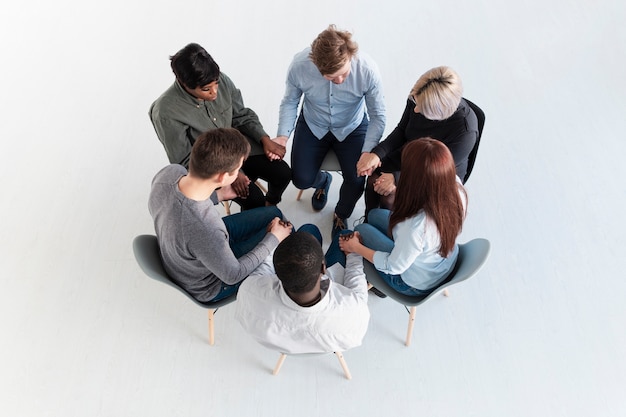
[262,136,288,161]
[267,217,293,241]
[215,184,237,202]
[356,152,381,176]
[231,171,251,198]
[338,231,363,254]
[373,173,396,196]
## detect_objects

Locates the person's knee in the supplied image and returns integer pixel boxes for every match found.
[367,209,390,228]
[291,169,317,189]
[268,161,292,185]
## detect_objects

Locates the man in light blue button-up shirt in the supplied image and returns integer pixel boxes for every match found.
[274,25,386,235]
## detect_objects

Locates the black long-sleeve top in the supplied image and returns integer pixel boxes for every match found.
[371,98,478,179]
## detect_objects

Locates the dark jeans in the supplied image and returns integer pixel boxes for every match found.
[235,154,292,210]
[296,223,347,268]
[211,206,284,301]
[222,206,282,258]
[291,115,368,219]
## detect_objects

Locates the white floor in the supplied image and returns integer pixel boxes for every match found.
[1,1,625,416]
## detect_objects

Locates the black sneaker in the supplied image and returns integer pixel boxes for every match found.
[311,172,332,211]
[332,213,347,238]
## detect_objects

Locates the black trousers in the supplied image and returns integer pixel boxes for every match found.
[235,154,292,210]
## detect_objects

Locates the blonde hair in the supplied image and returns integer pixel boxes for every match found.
[309,24,358,75]
[411,66,463,120]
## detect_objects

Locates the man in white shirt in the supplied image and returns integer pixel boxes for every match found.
[235,229,370,354]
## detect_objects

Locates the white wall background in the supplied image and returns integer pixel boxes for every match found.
[1,0,625,416]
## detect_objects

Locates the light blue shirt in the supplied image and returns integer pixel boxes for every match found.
[372,180,466,291]
[277,48,386,152]
[373,212,459,291]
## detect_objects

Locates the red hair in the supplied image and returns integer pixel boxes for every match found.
[389,138,466,257]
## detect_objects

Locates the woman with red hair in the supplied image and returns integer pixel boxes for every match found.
[340,138,467,295]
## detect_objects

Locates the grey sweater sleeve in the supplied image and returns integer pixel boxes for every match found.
[190,220,279,285]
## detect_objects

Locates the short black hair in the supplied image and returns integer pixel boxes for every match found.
[274,232,324,294]
[170,43,220,89]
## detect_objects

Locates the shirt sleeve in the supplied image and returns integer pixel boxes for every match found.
[361,59,386,152]
[372,218,424,276]
[339,253,368,302]
[150,110,193,167]
[248,254,276,278]
[371,100,413,162]
[277,60,303,138]
[222,74,268,143]
[190,224,280,285]
[446,129,477,178]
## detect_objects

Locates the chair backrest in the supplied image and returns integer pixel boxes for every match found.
[364,238,491,306]
[132,234,235,309]
[319,148,342,172]
[463,99,486,184]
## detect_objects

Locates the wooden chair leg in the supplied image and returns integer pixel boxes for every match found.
[273,353,287,375]
[296,189,304,201]
[208,309,215,346]
[405,306,417,347]
[223,201,231,215]
[335,352,352,380]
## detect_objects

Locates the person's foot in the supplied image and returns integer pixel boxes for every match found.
[332,213,347,238]
[311,172,332,211]
[369,286,387,298]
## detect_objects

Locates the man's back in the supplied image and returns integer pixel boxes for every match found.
[235,254,370,354]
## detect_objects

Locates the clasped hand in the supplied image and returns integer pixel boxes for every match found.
[338,231,363,254]
[266,217,293,241]
[263,136,287,161]
[231,171,251,198]
[356,152,381,176]
[373,173,396,196]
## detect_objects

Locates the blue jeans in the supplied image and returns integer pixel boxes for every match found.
[222,206,282,258]
[211,206,283,301]
[356,209,429,296]
[291,115,368,219]
[297,223,348,268]
[211,281,241,302]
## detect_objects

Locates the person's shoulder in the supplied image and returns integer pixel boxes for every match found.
[354,51,379,68]
[289,48,314,69]
[240,273,280,292]
[459,98,478,123]
[352,52,382,81]
[153,164,186,183]
[218,72,234,85]
[293,47,311,61]
[151,82,188,114]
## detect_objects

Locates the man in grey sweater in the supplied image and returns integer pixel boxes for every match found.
[149,128,292,302]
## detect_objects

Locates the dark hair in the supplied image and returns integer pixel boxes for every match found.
[170,43,220,89]
[390,138,466,257]
[309,24,358,75]
[189,128,250,179]
[273,232,324,294]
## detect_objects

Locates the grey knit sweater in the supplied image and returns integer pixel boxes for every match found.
[148,164,279,301]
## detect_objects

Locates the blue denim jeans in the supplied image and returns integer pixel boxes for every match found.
[222,206,283,258]
[296,223,348,268]
[211,206,284,301]
[291,114,368,219]
[211,281,241,302]
[355,209,429,296]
